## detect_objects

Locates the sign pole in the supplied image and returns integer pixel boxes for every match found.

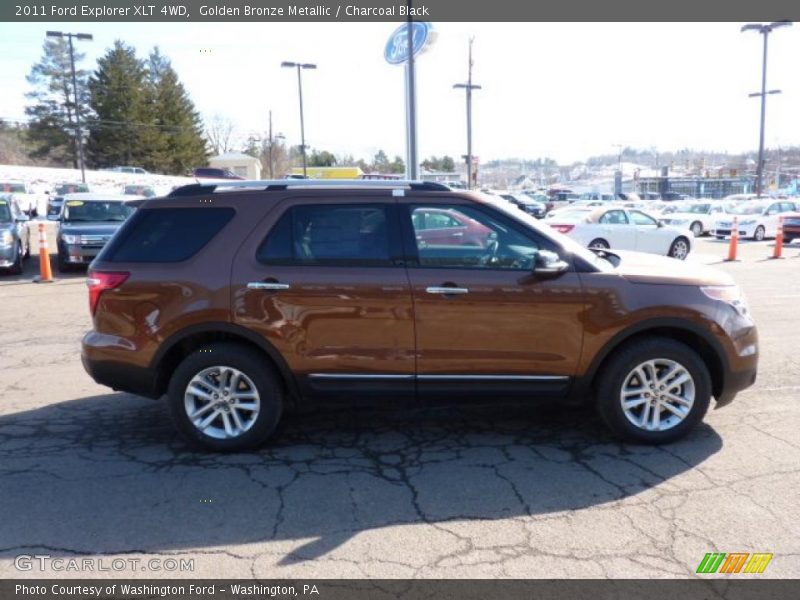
[405,7,419,180]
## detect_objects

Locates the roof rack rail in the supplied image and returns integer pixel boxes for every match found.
[167,179,452,197]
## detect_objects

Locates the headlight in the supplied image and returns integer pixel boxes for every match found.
[0,231,13,246]
[61,234,80,244]
[701,285,749,317]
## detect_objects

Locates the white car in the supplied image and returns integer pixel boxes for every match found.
[0,181,39,217]
[547,206,693,259]
[545,200,606,219]
[712,200,798,241]
[660,201,737,237]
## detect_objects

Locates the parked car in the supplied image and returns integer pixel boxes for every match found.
[0,181,38,217]
[413,207,493,247]
[122,184,157,198]
[0,194,31,274]
[48,183,91,217]
[712,200,798,241]
[104,166,149,175]
[545,200,605,219]
[660,201,738,237]
[782,211,800,244]
[547,206,693,259]
[81,179,757,451]
[497,192,547,218]
[192,167,245,180]
[53,194,138,272]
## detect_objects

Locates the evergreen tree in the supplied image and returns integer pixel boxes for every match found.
[24,37,90,167]
[147,47,207,174]
[86,41,154,169]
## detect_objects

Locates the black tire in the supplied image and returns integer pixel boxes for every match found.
[167,342,284,452]
[56,252,71,273]
[9,243,23,275]
[752,225,765,241]
[690,221,703,237]
[588,238,610,249]
[668,236,690,260]
[595,337,712,444]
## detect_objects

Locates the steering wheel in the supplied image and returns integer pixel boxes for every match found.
[480,238,500,266]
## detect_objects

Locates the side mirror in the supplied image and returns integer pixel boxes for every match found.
[533,250,569,278]
[657,220,664,228]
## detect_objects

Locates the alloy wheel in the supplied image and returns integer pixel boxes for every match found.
[184,366,261,440]
[620,358,695,432]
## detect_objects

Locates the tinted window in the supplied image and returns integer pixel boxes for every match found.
[410,204,541,270]
[257,204,391,266]
[63,200,133,222]
[103,207,234,263]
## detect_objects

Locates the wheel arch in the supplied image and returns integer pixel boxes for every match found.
[581,318,728,401]
[150,322,301,405]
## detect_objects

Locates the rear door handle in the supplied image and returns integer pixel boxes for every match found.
[247,282,290,290]
[426,286,469,295]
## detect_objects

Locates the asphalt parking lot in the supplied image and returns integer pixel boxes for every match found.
[1,227,798,579]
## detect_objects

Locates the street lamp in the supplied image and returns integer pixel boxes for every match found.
[453,38,481,189]
[281,61,316,178]
[47,31,93,183]
[741,21,792,197]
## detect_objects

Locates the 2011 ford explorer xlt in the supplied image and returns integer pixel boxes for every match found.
[81,180,758,451]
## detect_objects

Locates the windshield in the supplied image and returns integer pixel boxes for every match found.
[62,200,134,222]
[0,201,11,222]
[56,184,89,194]
[729,203,766,215]
[686,204,711,214]
[478,193,614,272]
[1,183,26,194]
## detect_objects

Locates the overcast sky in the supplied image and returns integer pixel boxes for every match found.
[0,22,798,164]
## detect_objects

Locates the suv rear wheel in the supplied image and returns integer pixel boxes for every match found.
[595,338,711,444]
[167,342,283,451]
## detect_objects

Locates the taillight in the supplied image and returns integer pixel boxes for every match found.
[550,224,575,234]
[87,270,129,315]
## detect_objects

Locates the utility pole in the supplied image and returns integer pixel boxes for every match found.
[46,31,92,183]
[453,38,481,189]
[741,21,791,197]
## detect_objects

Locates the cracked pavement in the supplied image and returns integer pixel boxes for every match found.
[0,235,798,579]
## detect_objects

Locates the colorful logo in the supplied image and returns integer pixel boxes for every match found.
[696,552,773,574]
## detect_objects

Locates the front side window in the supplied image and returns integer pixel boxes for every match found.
[629,210,657,226]
[257,204,392,266]
[409,204,541,270]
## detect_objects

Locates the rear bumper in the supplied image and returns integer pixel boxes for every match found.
[82,331,161,398]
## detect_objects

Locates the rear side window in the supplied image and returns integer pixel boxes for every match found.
[103,207,234,262]
[257,204,392,266]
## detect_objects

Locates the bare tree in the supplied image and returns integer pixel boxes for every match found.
[205,114,237,155]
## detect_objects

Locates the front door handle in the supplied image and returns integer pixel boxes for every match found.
[247,282,290,291]
[426,286,469,295]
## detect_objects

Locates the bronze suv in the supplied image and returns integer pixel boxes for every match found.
[82,180,758,451]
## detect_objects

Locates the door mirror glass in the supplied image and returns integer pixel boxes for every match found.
[533,250,569,278]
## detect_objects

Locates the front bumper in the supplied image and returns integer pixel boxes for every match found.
[61,243,103,265]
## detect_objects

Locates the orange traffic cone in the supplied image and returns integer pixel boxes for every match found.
[725,216,740,262]
[34,222,54,283]
[771,216,784,259]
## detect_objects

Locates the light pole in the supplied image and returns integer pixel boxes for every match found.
[741,21,791,197]
[47,30,92,183]
[453,38,481,190]
[281,61,316,178]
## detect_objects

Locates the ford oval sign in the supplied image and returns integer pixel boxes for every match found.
[384,22,432,65]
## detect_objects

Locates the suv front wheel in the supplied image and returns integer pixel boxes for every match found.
[595,338,711,444]
[168,343,283,451]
